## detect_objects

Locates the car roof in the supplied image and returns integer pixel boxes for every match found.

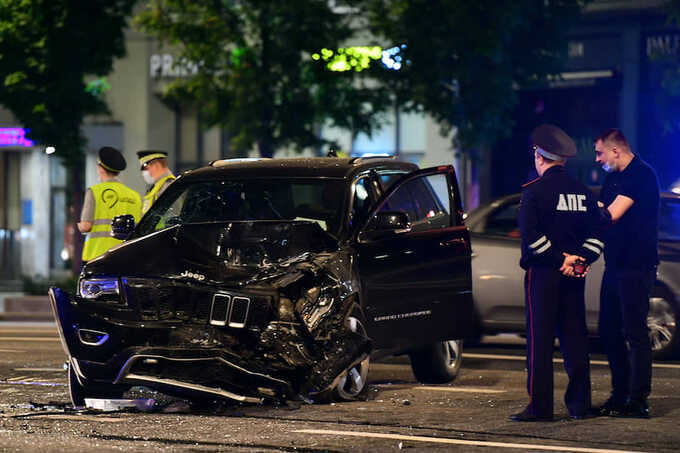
[467,189,679,227]
[178,157,419,182]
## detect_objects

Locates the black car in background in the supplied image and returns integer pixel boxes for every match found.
[50,157,475,406]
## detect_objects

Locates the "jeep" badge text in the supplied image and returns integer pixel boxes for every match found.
[181,270,205,281]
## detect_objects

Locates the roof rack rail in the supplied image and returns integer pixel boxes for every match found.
[349,155,396,164]
[210,157,267,167]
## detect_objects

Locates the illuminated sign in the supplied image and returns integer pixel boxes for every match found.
[312,45,406,72]
[0,128,35,147]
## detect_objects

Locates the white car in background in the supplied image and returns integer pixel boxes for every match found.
[466,191,680,359]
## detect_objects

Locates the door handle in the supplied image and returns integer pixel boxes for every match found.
[440,238,467,247]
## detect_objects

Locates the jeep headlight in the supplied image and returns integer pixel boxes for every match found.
[79,278,120,300]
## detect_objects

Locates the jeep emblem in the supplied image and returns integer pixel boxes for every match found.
[181,270,205,281]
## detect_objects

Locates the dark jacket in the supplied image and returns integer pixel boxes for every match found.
[519,166,604,270]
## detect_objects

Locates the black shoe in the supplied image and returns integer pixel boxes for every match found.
[624,399,649,418]
[509,408,553,422]
[595,397,627,417]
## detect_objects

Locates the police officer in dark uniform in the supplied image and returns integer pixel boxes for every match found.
[511,124,605,422]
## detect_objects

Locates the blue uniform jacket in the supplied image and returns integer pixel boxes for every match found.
[519,166,604,270]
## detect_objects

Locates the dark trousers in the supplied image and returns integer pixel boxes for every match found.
[599,267,655,403]
[524,267,591,417]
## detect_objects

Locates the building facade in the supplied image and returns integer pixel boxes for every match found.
[491,0,678,197]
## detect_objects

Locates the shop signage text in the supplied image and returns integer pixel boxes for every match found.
[150,54,199,79]
[0,128,34,147]
[647,33,680,58]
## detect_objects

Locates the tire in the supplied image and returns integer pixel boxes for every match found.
[648,287,679,360]
[332,316,370,401]
[68,359,125,408]
[314,315,370,403]
[409,339,463,384]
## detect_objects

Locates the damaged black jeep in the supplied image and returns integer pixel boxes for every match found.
[50,157,475,406]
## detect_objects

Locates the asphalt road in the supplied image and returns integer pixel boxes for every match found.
[1,323,679,452]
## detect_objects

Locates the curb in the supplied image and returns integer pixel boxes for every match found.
[0,312,55,322]
[0,295,53,322]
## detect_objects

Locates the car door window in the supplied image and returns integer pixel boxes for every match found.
[350,176,374,230]
[481,202,521,237]
[377,173,451,232]
[379,172,406,191]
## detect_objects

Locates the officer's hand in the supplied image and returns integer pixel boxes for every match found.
[560,253,575,276]
[560,253,587,278]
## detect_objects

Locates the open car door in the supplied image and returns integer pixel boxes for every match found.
[355,165,475,351]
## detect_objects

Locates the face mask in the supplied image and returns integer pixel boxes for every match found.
[142,170,154,185]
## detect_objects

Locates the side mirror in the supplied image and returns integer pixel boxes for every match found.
[111,214,135,240]
[373,211,410,231]
[359,211,410,241]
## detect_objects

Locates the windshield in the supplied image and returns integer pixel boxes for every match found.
[660,196,680,242]
[134,178,346,238]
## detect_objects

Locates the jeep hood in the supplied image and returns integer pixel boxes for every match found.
[83,221,339,286]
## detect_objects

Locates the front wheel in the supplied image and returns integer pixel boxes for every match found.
[649,288,679,360]
[409,339,463,384]
[313,315,371,403]
[331,316,370,401]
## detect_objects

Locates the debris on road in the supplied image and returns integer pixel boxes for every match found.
[84,398,155,412]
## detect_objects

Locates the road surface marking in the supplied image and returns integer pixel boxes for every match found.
[7,376,28,382]
[0,337,60,342]
[13,368,64,372]
[293,429,650,453]
[0,329,58,334]
[373,384,504,394]
[0,381,66,387]
[464,353,680,369]
[416,386,505,394]
[1,414,125,422]
[0,349,25,353]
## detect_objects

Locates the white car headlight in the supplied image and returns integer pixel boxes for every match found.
[79,278,120,300]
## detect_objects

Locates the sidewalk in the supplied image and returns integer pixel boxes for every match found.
[0,292,54,322]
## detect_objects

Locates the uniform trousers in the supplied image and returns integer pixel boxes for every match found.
[599,267,655,403]
[524,267,591,418]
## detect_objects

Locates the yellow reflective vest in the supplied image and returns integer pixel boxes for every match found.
[82,181,142,262]
[142,173,176,215]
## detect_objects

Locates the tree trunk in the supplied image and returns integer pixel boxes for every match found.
[69,162,85,274]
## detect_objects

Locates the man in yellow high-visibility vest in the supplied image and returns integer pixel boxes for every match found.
[137,150,176,214]
[78,147,142,263]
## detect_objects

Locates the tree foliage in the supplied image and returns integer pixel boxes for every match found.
[0,0,137,271]
[137,1,584,156]
[364,0,585,149]
[0,0,136,169]
[136,0,391,158]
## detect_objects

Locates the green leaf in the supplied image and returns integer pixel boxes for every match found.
[4,71,26,86]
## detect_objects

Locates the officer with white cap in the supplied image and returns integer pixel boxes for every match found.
[78,146,142,263]
[136,150,176,214]
[511,124,605,422]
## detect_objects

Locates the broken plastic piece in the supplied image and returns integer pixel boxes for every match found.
[84,398,155,412]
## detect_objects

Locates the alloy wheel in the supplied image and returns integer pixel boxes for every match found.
[648,296,677,354]
[335,316,370,400]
